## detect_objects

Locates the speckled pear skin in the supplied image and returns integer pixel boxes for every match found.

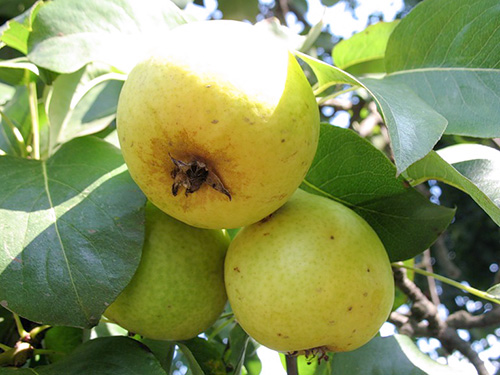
[105,202,230,340]
[224,189,394,353]
[116,20,319,229]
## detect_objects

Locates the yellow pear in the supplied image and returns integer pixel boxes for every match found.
[117,20,319,229]
[224,189,394,353]
[105,202,229,340]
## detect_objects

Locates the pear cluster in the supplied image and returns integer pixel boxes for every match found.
[106,20,394,355]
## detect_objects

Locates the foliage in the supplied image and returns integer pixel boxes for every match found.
[0,0,498,374]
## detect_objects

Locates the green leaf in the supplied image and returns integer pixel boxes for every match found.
[0,2,41,55]
[47,64,124,152]
[405,144,500,225]
[384,0,500,138]
[330,335,469,375]
[43,326,85,363]
[181,337,226,375]
[320,0,340,6]
[90,321,128,338]
[486,284,500,299]
[27,0,189,74]
[0,58,39,85]
[139,339,176,373]
[225,324,250,375]
[217,0,259,21]
[301,124,455,261]
[297,52,448,173]
[177,342,207,375]
[0,137,146,328]
[0,86,32,157]
[243,341,261,375]
[39,336,167,374]
[333,21,399,75]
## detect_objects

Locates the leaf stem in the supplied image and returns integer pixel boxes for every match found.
[207,316,235,341]
[28,81,40,160]
[0,343,12,352]
[392,262,500,305]
[13,314,28,338]
[286,353,299,375]
[33,348,61,356]
[29,325,51,339]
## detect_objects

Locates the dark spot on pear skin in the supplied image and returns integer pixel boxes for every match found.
[281,139,286,143]
[330,235,334,240]
[367,268,371,273]
[363,292,368,297]
[234,267,240,273]
[169,154,231,200]
[263,232,270,236]
[348,306,353,311]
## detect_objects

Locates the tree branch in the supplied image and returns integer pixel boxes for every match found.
[392,266,490,375]
[447,307,500,329]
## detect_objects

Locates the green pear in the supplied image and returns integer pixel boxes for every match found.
[105,202,230,340]
[224,189,394,353]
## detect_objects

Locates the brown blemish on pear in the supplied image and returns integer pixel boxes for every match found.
[169,154,231,200]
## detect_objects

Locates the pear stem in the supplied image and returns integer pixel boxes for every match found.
[286,353,298,375]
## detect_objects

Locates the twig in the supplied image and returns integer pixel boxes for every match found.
[392,263,500,305]
[392,266,489,375]
[447,306,500,329]
[423,249,441,306]
[285,353,298,375]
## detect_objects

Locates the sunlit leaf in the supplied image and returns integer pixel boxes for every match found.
[0,137,146,328]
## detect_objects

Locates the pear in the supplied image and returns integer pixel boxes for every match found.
[105,202,229,340]
[225,189,394,353]
[117,20,319,229]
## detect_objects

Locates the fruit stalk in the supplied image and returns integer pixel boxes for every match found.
[285,353,298,375]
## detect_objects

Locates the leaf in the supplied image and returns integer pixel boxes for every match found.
[43,326,85,363]
[0,2,41,55]
[139,338,176,373]
[320,0,340,6]
[301,124,455,261]
[486,284,500,299]
[27,0,189,74]
[181,337,226,375]
[330,335,468,375]
[225,324,250,375]
[47,64,125,152]
[243,341,261,375]
[384,0,500,138]
[333,21,399,75]
[39,337,168,374]
[297,52,448,173]
[0,136,146,328]
[217,0,259,21]
[0,59,39,86]
[405,144,500,225]
[0,86,32,157]
[177,342,207,375]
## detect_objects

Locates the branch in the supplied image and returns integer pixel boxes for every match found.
[392,266,490,375]
[447,307,500,329]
